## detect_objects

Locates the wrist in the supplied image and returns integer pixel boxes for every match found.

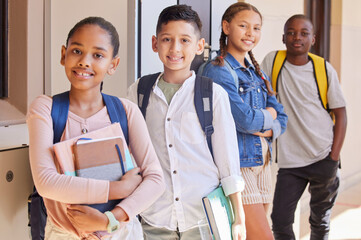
[109,181,127,200]
[112,206,129,222]
[104,211,120,233]
[329,151,340,160]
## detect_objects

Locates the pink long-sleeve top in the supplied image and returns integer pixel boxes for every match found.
[27,95,165,238]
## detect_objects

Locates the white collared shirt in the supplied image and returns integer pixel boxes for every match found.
[127,71,244,231]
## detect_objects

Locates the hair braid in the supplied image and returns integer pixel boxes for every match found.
[213,32,227,66]
[248,50,274,95]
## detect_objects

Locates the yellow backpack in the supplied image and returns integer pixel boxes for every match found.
[271,50,329,111]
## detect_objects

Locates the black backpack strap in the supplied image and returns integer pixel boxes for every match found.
[29,187,47,240]
[102,93,129,145]
[137,72,161,118]
[51,91,70,144]
[194,75,214,157]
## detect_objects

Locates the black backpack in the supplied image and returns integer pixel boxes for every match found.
[137,73,214,156]
[28,91,129,240]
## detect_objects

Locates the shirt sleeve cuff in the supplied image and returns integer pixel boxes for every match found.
[221,174,245,196]
[261,109,273,130]
[272,119,281,142]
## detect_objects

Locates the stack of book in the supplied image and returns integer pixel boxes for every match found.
[53,123,135,212]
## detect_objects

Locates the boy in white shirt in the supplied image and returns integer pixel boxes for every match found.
[127,4,246,240]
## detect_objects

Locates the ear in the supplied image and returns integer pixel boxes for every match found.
[282,34,286,44]
[222,20,230,35]
[311,34,316,46]
[152,35,158,53]
[60,45,66,66]
[196,38,205,56]
[107,57,120,75]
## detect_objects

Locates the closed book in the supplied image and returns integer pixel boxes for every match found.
[53,123,135,212]
[202,186,234,240]
[73,136,134,212]
[53,123,124,176]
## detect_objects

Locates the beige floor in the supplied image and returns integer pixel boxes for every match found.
[300,182,361,240]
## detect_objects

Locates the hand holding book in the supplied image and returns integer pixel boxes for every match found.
[109,168,142,200]
[53,123,141,212]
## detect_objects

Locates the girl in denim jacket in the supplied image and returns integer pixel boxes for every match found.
[201,3,287,240]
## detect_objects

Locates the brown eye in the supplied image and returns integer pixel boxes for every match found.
[94,53,104,59]
[72,49,81,54]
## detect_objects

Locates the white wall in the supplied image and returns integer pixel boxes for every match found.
[47,0,129,97]
[336,0,361,186]
[247,0,304,61]
[139,0,177,76]
[210,0,237,52]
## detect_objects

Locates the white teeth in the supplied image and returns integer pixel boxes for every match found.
[170,57,182,61]
[78,72,91,76]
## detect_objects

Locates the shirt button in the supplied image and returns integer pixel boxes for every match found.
[167,118,171,121]
[169,144,173,148]
[173,170,177,174]
[82,128,88,134]
[239,87,244,92]
[257,88,261,93]
[175,197,179,201]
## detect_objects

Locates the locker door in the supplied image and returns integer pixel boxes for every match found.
[178,0,211,71]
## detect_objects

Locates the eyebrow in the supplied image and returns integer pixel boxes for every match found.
[158,33,192,38]
[287,27,311,31]
[69,41,108,52]
[236,20,261,26]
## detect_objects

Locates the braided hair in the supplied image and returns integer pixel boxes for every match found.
[214,2,274,95]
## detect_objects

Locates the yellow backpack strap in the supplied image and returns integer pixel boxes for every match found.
[308,52,328,110]
[271,50,287,92]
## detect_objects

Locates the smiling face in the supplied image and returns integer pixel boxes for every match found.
[223,10,262,59]
[283,17,315,57]
[60,24,119,91]
[152,20,204,79]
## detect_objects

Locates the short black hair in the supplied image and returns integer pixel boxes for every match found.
[66,16,120,58]
[156,4,202,37]
[284,14,314,33]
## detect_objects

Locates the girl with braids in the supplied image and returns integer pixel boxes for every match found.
[201,2,287,240]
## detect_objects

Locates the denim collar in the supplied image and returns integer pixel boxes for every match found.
[224,52,255,71]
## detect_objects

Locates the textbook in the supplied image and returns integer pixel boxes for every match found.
[72,136,134,212]
[73,136,134,180]
[53,123,135,212]
[202,186,234,240]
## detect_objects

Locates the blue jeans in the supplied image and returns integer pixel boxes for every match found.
[271,156,340,240]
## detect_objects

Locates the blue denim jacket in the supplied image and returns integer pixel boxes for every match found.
[202,53,288,167]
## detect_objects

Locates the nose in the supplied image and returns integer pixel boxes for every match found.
[78,54,90,68]
[170,40,181,52]
[293,32,302,40]
[246,27,254,37]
